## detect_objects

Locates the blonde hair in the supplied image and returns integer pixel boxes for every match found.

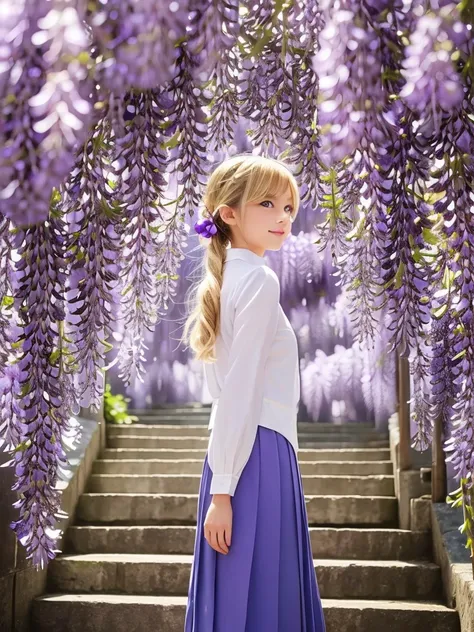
[181,153,300,363]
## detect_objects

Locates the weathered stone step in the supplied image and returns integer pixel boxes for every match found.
[102,447,391,462]
[31,594,460,632]
[76,493,398,526]
[132,409,373,420]
[129,416,212,424]
[130,411,374,424]
[136,403,210,409]
[86,473,395,496]
[300,441,389,449]
[106,435,388,449]
[65,525,431,560]
[134,405,211,412]
[46,554,442,600]
[107,423,383,436]
[127,415,379,429]
[92,458,393,476]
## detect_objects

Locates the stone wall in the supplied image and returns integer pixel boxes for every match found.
[431,503,474,632]
[0,404,105,632]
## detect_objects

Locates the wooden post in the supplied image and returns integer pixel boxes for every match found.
[398,352,411,471]
[461,481,474,577]
[431,412,447,503]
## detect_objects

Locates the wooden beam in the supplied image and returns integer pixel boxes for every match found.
[398,353,411,470]
[432,412,447,503]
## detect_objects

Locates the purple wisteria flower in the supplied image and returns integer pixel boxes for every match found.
[400,10,468,119]
[0,1,94,225]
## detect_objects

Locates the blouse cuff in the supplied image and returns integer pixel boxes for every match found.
[209,473,239,496]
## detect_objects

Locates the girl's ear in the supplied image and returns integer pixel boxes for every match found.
[219,205,238,227]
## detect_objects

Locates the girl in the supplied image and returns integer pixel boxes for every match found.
[181,154,326,631]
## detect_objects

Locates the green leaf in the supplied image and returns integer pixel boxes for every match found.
[422,228,440,246]
[424,190,446,205]
[452,348,467,361]
[49,349,61,365]
[161,129,181,150]
[433,304,448,319]
[394,261,405,289]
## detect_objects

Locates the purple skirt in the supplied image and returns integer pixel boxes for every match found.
[184,425,326,632]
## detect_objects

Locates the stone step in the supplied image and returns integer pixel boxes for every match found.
[86,473,395,496]
[132,408,378,422]
[65,525,431,561]
[125,416,212,426]
[106,435,389,450]
[129,415,378,428]
[46,554,443,600]
[31,594,460,632]
[299,441,389,449]
[136,403,210,409]
[102,447,391,462]
[76,493,398,526]
[92,458,393,476]
[107,423,384,436]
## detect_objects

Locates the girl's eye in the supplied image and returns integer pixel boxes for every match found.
[261,200,294,214]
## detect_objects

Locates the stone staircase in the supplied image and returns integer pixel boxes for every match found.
[31,405,460,632]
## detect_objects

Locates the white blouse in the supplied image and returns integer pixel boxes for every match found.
[203,247,300,496]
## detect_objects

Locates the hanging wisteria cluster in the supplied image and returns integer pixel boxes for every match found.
[314,0,474,477]
[0,0,473,569]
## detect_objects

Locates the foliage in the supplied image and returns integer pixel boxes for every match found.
[103,382,139,426]
[447,479,474,557]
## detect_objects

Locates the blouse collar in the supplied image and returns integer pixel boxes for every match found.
[225,247,267,266]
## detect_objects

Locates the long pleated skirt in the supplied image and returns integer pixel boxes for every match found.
[184,425,326,632]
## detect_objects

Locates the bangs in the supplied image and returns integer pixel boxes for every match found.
[207,154,301,221]
[242,159,300,219]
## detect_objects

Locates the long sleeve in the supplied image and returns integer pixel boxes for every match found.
[207,266,280,495]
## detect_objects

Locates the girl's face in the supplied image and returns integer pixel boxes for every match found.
[221,187,295,257]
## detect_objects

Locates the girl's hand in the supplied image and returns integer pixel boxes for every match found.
[204,494,232,555]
